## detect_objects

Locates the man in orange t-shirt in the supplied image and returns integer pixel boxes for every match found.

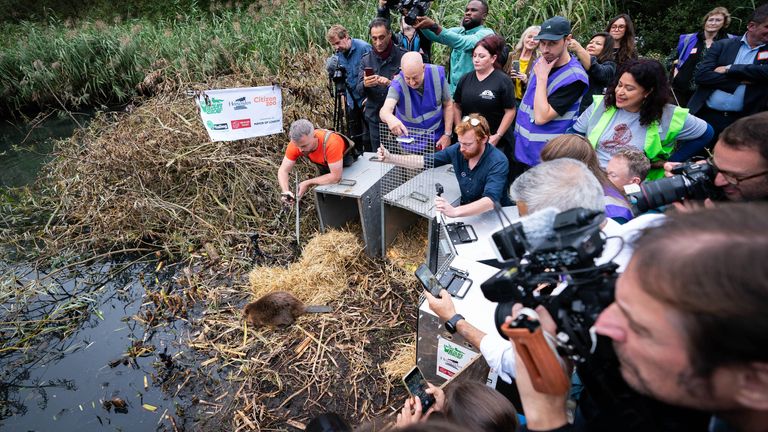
[278,119,348,205]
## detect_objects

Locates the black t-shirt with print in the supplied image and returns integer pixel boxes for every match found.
[454,68,516,134]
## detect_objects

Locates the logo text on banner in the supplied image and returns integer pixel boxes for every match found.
[196,86,283,141]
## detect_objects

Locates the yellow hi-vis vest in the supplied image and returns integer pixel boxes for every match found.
[587,96,689,180]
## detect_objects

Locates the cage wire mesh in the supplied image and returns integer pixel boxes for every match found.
[379,123,438,217]
[434,217,456,274]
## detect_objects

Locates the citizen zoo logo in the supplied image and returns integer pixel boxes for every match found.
[229,96,252,111]
[443,345,464,360]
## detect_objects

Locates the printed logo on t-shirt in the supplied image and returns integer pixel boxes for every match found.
[601,123,633,155]
[479,90,496,100]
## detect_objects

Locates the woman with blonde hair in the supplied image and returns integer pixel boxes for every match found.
[503,25,540,105]
[669,6,736,107]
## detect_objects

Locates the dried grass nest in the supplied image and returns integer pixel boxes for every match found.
[247,230,365,305]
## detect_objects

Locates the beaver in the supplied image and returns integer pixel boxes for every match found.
[243,291,332,327]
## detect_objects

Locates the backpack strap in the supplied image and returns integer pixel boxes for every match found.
[319,129,356,166]
[321,129,333,166]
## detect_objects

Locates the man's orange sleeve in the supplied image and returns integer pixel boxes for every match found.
[285,142,301,161]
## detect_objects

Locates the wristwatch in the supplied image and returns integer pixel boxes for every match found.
[444,314,464,334]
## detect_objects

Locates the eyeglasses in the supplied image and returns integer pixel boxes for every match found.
[461,116,481,126]
[709,158,768,185]
[610,24,626,30]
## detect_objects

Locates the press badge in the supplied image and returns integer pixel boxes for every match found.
[758,51,768,61]
[690,48,698,54]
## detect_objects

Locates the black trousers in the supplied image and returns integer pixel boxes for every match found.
[347,105,369,154]
[695,106,746,152]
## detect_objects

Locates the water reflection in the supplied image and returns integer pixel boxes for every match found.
[0,112,91,188]
[0,260,191,430]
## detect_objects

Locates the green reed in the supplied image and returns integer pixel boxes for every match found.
[0,0,615,115]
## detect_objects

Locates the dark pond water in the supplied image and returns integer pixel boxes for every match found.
[0,261,196,431]
[0,112,91,188]
[1,116,204,429]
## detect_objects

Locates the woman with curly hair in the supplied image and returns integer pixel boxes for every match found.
[573,59,713,179]
[605,14,638,67]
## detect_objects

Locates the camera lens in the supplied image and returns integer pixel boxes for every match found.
[629,175,689,213]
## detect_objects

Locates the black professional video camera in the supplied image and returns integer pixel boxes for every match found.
[481,208,618,363]
[625,159,721,213]
[384,0,432,25]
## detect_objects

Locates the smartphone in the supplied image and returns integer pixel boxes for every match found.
[511,60,520,74]
[364,67,374,77]
[415,264,442,297]
[402,366,436,413]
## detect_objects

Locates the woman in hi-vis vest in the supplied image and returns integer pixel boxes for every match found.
[572,59,713,180]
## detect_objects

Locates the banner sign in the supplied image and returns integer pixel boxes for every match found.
[196,86,283,141]
[435,337,479,380]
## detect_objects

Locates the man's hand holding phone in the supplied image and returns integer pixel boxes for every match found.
[363,67,379,87]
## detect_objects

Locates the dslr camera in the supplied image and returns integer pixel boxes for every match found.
[481,208,618,363]
[384,0,432,25]
[625,159,720,213]
[326,56,347,93]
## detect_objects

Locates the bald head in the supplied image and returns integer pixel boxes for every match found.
[401,52,425,89]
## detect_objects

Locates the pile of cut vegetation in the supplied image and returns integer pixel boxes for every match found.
[39,47,334,261]
[185,230,420,430]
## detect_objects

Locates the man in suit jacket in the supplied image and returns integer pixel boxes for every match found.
[689,3,768,145]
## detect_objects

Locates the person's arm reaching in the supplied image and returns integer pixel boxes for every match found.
[277,157,296,194]
[377,145,425,169]
[424,289,487,348]
[380,96,409,136]
[568,39,591,70]
[436,196,494,217]
[417,20,493,51]
[297,160,343,198]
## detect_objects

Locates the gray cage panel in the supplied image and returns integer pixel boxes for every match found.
[379,123,437,216]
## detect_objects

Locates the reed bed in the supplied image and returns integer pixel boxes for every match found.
[0,0,616,115]
[6,47,343,264]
